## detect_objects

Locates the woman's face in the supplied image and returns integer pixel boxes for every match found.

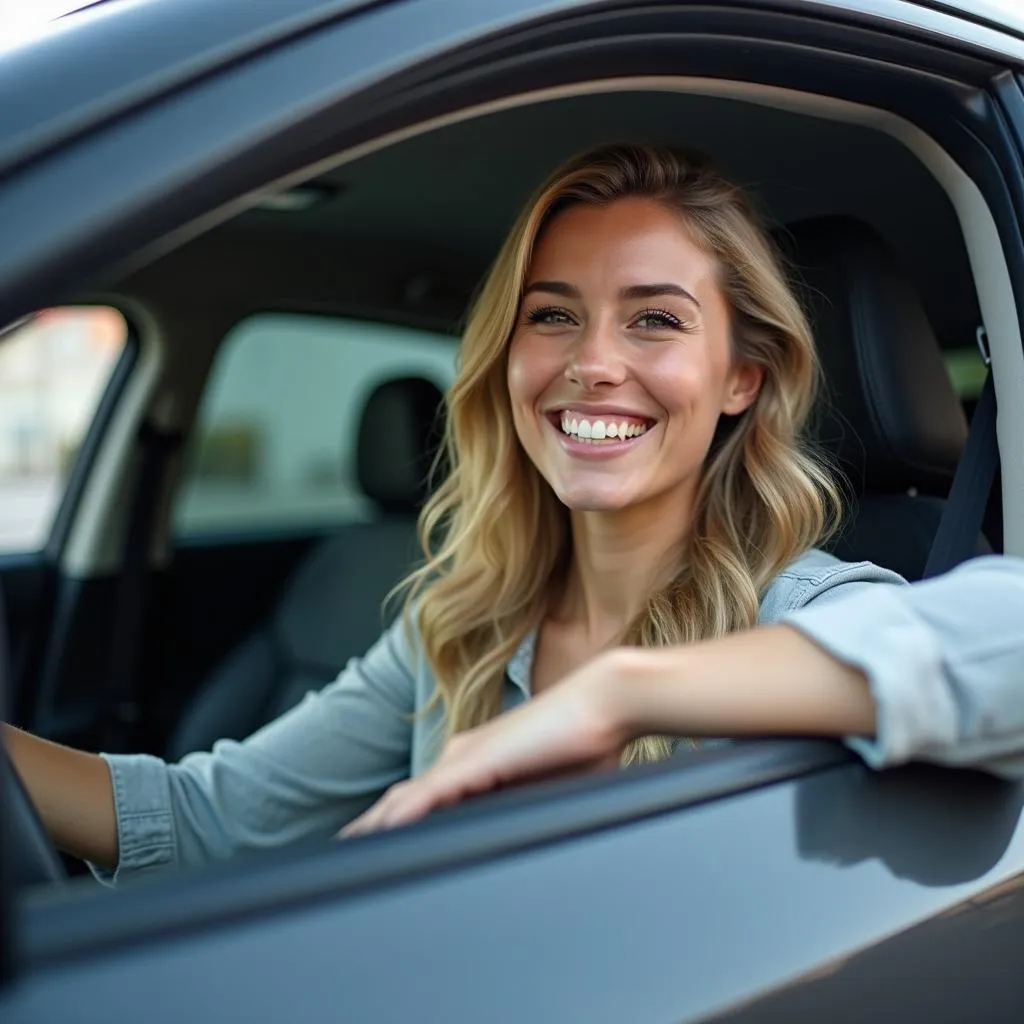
[507,197,763,514]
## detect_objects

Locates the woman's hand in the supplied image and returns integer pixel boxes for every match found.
[339,624,877,837]
[340,650,634,837]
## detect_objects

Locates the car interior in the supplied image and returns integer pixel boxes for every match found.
[2,85,1001,887]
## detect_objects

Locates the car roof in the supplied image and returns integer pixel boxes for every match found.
[1,0,1023,179]
[0,0,377,175]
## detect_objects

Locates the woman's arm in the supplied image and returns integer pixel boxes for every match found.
[344,555,1024,834]
[777,554,1024,775]
[341,624,872,835]
[613,624,876,740]
[2,724,118,868]
[4,616,421,882]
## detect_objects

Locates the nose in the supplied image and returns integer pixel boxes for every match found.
[564,320,627,390]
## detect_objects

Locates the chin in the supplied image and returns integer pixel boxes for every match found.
[555,485,636,512]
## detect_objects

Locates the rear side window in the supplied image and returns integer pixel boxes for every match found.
[0,307,128,554]
[173,314,458,537]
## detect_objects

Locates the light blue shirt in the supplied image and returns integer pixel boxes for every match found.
[97,550,1024,883]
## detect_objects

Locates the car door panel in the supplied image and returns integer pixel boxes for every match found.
[8,755,1024,1023]
[712,872,1024,1023]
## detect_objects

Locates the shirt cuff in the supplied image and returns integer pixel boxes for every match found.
[780,585,959,769]
[89,753,177,885]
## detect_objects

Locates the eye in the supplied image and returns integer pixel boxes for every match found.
[525,305,577,327]
[631,308,690,331]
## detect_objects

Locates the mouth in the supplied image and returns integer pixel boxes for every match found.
[547,409,657,447]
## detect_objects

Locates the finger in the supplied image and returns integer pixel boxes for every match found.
[341,739,620,839]
[340,787,402,837]
[338,809,375,837]
[377,759,503,828]
[338,812,370,838]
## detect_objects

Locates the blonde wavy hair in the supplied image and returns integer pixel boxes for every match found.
[401,142,842,764]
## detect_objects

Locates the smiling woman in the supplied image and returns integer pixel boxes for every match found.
[6,144,1024,877]
[407,146,840,765]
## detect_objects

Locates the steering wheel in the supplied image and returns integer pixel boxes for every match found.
[0,573,66,888]
[1,745,67,887]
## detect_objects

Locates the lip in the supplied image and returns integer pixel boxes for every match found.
[546,404,656,423]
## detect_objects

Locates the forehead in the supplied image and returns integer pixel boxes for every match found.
[528,197,718,284]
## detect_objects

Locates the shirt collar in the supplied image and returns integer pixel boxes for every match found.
[506,628,537,697]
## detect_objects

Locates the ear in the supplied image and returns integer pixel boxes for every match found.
[722,361,764,416]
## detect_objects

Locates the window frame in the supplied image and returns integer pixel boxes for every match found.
[44,315,140,561]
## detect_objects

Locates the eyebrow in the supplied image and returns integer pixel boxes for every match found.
[522,280,701,308]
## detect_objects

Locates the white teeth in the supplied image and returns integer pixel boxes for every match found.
[557,413,651,441]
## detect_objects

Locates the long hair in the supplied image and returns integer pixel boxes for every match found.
[401,143,842,764]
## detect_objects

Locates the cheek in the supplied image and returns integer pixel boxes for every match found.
[505,337,529,403]
[506,335,543,450]
[507,333,557,408]
[642,348,721,418]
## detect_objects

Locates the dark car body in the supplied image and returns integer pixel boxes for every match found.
[1,1,1024,1021]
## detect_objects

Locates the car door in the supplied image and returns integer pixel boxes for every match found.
[2,1,1024,1022]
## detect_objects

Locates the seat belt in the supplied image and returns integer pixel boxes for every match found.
[922,331,999,579]
[101,421,182,751]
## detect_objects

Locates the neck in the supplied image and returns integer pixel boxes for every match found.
[553,482,697,645]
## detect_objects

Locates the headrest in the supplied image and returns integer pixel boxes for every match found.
[356,376,445,514]
[780,216,968,495]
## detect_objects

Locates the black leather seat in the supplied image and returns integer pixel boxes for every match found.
[168,376,445,759]
[781,216,988,580]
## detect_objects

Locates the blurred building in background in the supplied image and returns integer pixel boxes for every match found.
[0,308,125,549]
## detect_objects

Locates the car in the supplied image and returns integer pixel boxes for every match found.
[1,0,1024,1020]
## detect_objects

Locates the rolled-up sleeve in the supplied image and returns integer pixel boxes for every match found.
[780,555,1024,779]
[93,617,418,884]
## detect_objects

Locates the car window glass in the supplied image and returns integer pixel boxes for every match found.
[0,307,127,554]
[173,314,458,537]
